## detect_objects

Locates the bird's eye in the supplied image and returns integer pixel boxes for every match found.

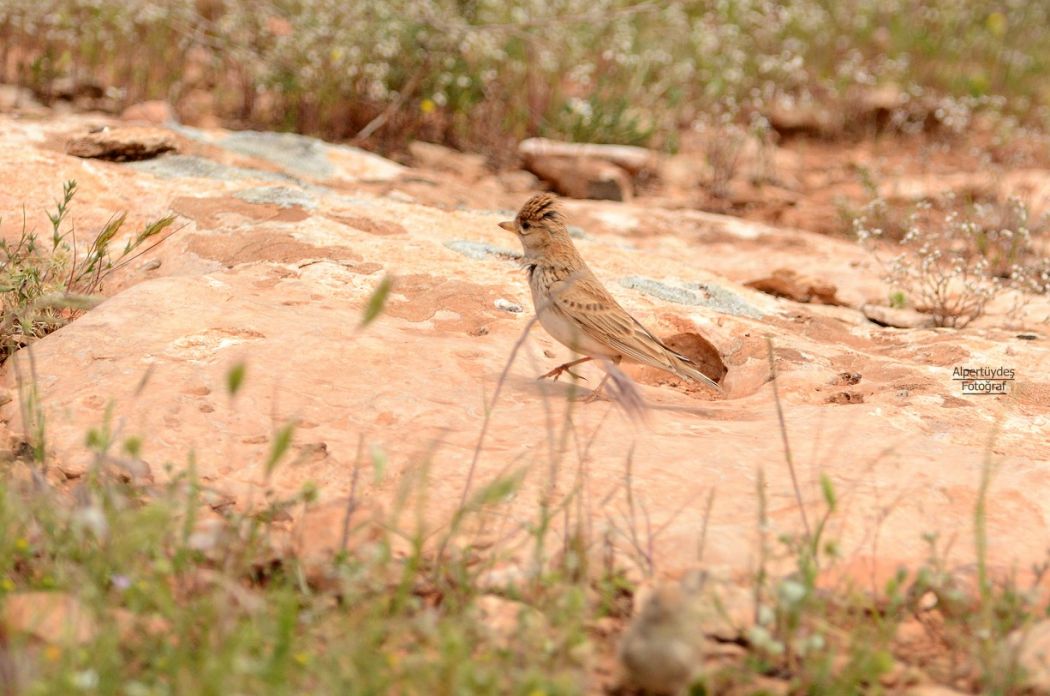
[521,221,531,231]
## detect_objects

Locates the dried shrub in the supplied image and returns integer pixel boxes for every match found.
[855,195,1048,328]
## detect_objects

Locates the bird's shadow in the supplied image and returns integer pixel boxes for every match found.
[507,370,748,421]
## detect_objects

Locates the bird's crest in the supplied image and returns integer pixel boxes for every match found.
[517,193,564,225]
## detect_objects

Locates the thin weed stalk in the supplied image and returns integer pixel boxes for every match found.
[767,338,810,538]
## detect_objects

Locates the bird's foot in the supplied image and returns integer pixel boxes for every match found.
[577,372,613,404]
[580,388,606,403]
[539,362,588,382]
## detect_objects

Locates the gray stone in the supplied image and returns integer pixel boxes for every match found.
[495,299,523,313]
[444,240,518,261]
[863,304,936,329]
[165,123,217,143]
[618,276,765,318]
[691,282,766,318]
[129,154,293,183]
[620,276,703,306]
[221,130,336,179]
[234,186,317,209]
[619,579,706,694]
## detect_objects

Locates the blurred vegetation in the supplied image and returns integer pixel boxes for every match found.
[0,411,594,693]
[1,0,1048,154]
[0,355,1043,693]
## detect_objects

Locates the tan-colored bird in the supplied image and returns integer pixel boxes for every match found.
[499,193,722,398]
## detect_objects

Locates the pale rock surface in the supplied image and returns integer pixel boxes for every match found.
[3,591,168,647]
[525,154,633,201]
[1011,619,1050,691]
[767,97,842,137]
[904,686,971,696]
[3,592,97,644]
[120,100,177,125]
[519,137,658,175]
[0,83,45,114]
[745,267,842,305]
[494,169,542,193]
[0,114,1049,586]
[66,125,178,161]
[408,140,488,181]
[879,169,1050,217]
[474,595,548,649]
[862,304,938,329]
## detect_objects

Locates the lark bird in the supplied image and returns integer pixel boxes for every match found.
[499,193,722,398]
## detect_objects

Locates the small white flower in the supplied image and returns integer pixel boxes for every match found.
[777,579,807,606]
[73,506,108,541]
[73,670,99,690]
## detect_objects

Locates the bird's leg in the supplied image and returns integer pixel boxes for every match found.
[582,373,611,403]
[582,356,622,403]
[539,356,592,382]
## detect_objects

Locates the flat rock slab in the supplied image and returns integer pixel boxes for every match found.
[66,125,177,161]
[524,154,633,201]
[745,268,842,306]
[2,114,1049,584]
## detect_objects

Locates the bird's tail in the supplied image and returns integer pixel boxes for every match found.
[668,354,724,394]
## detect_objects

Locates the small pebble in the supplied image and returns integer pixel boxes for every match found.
[495,298,523,313]
[385,190,415,203]
[141,258,162,271]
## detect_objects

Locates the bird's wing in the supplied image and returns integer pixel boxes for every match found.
[545,270,722,392]
[547,272,683,371]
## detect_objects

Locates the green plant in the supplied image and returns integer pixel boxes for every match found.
[0,180,175,363]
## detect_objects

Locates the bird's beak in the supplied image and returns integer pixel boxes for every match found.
[498,220,516,232]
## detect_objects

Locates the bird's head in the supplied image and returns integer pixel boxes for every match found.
[498,193,571,257]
